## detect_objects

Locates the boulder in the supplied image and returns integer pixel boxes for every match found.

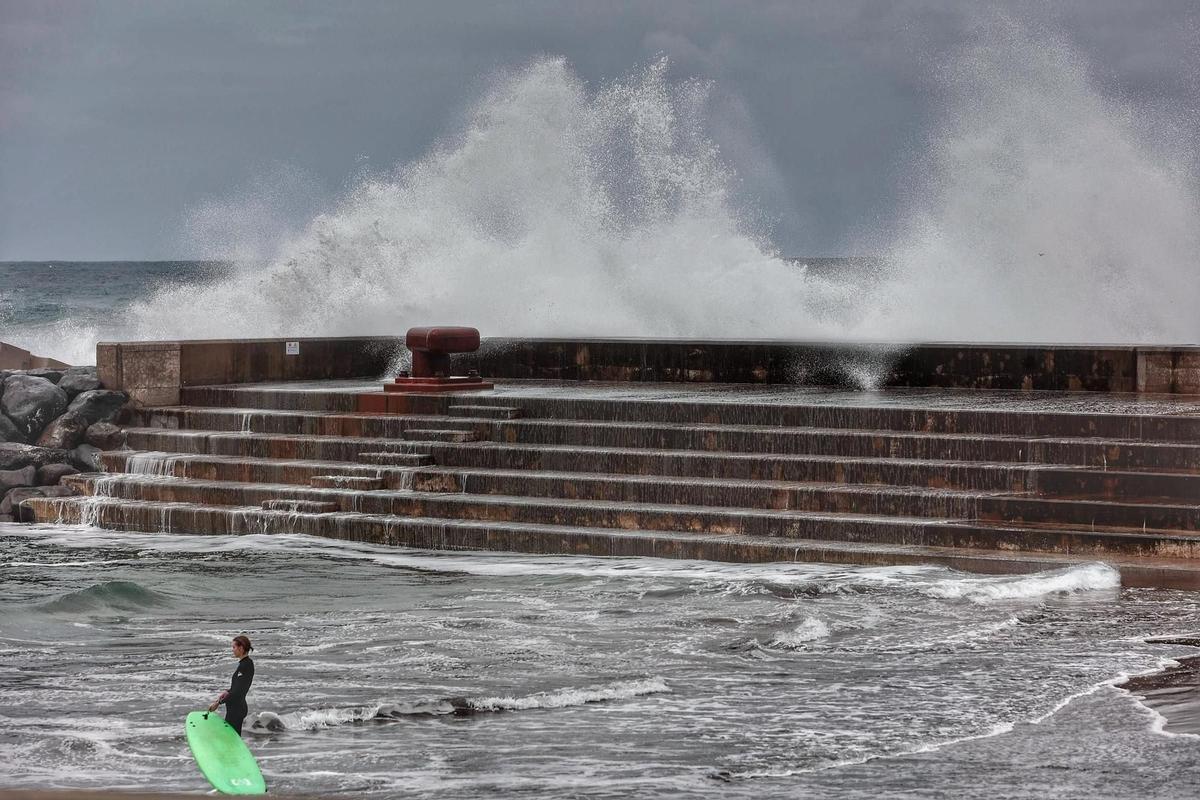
[1,375,69,438]
[36,412,90,450]
[0,486,44,518]
[0,442,71,470]
[70,443,103,471]
[36,462,80,486]
[0,464,36,492]
[58,368,102,399]
[0,413,24,444]
[65,389,128,427]
[12,368,65,384]
[40,484,78,498]
[85,422,126,450]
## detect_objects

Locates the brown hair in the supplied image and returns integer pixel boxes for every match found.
[233,635,253,653]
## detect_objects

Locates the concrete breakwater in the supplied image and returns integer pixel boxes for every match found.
[20,335,1200,588]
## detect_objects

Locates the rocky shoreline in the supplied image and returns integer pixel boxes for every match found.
[0,366,128,523]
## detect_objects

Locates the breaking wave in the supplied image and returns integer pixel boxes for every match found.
[251,677,670,732]
[921,563,1120,603]
[36,580,172,614]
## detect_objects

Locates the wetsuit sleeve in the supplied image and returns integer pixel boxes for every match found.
[224,659,254,704]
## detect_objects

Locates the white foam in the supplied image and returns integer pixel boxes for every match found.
[255,677,670,731]
[770,616,832,649]
[921,563,1120,604]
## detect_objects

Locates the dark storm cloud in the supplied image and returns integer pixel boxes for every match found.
[0,0,1196,259]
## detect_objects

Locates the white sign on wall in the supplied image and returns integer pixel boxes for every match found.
[285,341,300,355]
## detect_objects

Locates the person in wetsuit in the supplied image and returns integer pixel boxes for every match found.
[208,634,255,734]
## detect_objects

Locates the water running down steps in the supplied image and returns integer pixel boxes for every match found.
[21,380,1200,587]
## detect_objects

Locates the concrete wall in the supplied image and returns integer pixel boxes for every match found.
[97,336,1200,404]
[456,338,1200,394]
[98,336,401,404]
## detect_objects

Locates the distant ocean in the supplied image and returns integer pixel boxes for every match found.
[0,261,224,330]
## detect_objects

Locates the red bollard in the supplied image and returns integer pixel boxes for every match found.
[384,326,492,393]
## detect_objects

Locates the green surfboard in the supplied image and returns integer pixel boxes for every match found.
[185,711,266,795]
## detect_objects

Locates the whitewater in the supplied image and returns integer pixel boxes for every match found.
[1,524,1198,797]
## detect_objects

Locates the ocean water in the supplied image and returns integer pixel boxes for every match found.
[0,262,224,363]
[1,523,1198,797]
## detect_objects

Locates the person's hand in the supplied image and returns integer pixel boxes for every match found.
[207,701,219,712]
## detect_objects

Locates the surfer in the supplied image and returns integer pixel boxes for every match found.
[208,635,255,735]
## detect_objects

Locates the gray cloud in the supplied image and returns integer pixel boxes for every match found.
[1,0,1196,259]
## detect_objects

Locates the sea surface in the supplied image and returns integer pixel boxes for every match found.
[1,523,1198,798]
[0,262,224,361]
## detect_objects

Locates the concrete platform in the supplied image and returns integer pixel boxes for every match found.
[24,379,1200,587]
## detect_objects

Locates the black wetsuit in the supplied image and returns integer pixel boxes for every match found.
[220,656,254,734]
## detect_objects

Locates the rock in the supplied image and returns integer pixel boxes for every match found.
[1,375,69,438]
[85,421,126,450]
[0,513,13,523]
[17,368,65,384]
[0,442,71,470]
[0,413,25,444]
[70,443,103,471]
[58,368,102,399]
[65,389,128,427]
[36,462,80,486]
[39,484,78,498]
[0,464,37,492]
[36,412,90,450]
[0,486,44,518]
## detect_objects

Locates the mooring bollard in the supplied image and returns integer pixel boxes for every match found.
[355,326,492,410]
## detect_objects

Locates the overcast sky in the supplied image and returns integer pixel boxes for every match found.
[1,0,1197,260]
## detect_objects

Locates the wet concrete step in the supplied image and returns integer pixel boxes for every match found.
[1034,467,1200,503]
[448,393,1200,442]
[262,499,340,513]
[134,406,1200,468]
[309,475,384,490]
[25,494,1200,590]
[104,450,421,487]
[63,474,1200,558]
[357,452,436,467]
[416,437,1200,477]
[402,429,480,443]
[177,384,1200,442]
[130,406,487,438]
[448,404,524,419]
[404,467,1200,532]
[486,419,1200,469]
[104,450,395,482]
[119,429,1199,500]
[122,427,1200,474]
[99,451,1199,530]
[123,428,432,463]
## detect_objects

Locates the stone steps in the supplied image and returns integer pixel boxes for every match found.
[129,406,488,438]
[107,437,1200,503]
[98,450,1198,530]
[57,473,1200,558]
[131,406,1200,470]
[23,378,1197,585]
[122,426,1199,475]
[24,493,1200,589]
[175,385,1200,441]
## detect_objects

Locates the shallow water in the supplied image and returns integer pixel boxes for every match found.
[1,522,1198,797]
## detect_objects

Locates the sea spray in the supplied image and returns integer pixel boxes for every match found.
[14,32,1200,366]
[868,20,1200,344]
[30,58,858,364]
